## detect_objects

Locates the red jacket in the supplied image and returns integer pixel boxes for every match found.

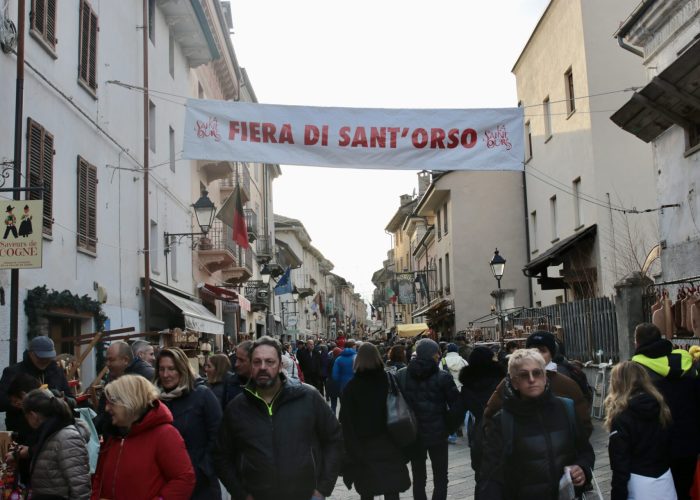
[91,400,195,500]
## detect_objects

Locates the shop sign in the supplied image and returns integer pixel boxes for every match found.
[0,200,43,270]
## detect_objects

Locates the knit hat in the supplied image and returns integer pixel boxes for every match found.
[526,331,557,356]
[332,347,342,358]
[415,339,440,360]
[468,346,496,368]
[447,343,459,353]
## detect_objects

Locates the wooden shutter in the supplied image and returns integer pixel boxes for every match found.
[46,0,57,46]
[77,157,97,252]
[79,1,98,92]
[26,118,53,235]
[31,0,44,35]
[30,0,57,48]
[88,9,98,90]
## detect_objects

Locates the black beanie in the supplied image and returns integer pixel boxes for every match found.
[525,331,557,356]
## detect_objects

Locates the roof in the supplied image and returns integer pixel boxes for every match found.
[523,224,597,276]
[385,198,417,232]
[511,0,554,73]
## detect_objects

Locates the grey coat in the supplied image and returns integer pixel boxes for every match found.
[31,421,91,499]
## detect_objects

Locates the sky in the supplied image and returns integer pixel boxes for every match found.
[229,0,551,306]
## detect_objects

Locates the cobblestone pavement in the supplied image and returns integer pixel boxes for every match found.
[332,419,611,499]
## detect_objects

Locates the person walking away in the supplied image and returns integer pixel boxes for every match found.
[332,339,357,394]
[631,323,700,500]
[213,336,343,500]
[156,347,223,500]
[319,343,330,398]
[385,345,407,374]
[326,347,343,415]
[397,339,462,500]
[91,374,195,499]
[442,343,468,444]
[297,339,324,392]
[458,346,506,480]
[22,388,91,500]
[205,354,237,409]
[478,349,595,500]
[340,343,410,500]
[605,361,676,500]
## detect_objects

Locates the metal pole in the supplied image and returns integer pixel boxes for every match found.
[142,0,151,331]
[10,0,26,365]
[497,278,505,347]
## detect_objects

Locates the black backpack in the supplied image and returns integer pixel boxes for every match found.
[558,361,593,404]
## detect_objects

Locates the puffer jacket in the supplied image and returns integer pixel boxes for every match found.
[397,358,462,447]
[332,348,356,392]
[478,382,595,500]
[31,420,91,499]
[213,375,343,500]
[442,352,468,388]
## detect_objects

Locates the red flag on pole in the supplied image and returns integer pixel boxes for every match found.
[232,183,249,248]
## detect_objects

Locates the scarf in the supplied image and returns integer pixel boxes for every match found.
[158,384,188,401]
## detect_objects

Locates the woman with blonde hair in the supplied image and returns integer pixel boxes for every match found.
[91,374,195,499]
[204,354,236,408]
[605,361,675,500]
[156,347,222,500]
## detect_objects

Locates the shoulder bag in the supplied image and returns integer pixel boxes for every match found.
[385,371,417,447]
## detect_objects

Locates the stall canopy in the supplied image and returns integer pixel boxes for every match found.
[397,323,430,338]
[153,288,224,335]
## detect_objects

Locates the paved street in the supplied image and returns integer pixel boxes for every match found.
[333,420,611,499]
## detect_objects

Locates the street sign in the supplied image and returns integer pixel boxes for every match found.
[287,316,298,327]
[0,200,43,270]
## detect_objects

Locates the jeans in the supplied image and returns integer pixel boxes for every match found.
[410,442,449,500]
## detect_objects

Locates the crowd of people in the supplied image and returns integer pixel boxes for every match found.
[0,322,698,499]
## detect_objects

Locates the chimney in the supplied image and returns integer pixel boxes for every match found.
[400,194,412,206]
[418,170,431,196]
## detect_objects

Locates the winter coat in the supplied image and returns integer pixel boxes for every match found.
[31,419,91,500]
[340,368,410,496]
[396,358,462,448]
[478,383,595,500]
[320,347,331,378]
[126,357,155,381]
[332,348,357,393]
[609,392,673,500]
[632,338,700,459]
[442,352,468,388]
[325,355,341,399]
[297,347,322,379]
[162,384,223,500]
[213,375,343,500]
[208,371,243,410]
[91,400,195,500]
[484,369,593,439]
[0,351,74,435]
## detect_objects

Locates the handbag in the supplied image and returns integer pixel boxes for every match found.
[385,371,417,447]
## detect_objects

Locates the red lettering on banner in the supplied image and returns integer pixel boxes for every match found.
[388,128,400,148]
[461,128,477,148]
[370,127,386,148]
[279,124,294,144]
[412,128,428,148]
[447,128,460,148]
[351,127,369,148]
[321,125,329,146]
[430,128,446,149]
[196,117,221,142]
[262,123,277,143]
[229,121,294,144]
[249,122,261,142]
[338,126,351,146]
[484,125,512,150]
[305,125,321,145]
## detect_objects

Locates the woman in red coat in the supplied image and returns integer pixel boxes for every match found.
[91,374,195,499]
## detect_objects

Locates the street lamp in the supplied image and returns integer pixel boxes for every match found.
[164,190,217,252]
[489,248,506,345]
[260,264,272,285]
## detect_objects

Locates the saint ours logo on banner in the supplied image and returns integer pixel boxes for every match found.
[183,100,524,171]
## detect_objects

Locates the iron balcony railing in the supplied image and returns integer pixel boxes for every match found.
[206,220,237,258]
[244,209,258,239]
[256,235,273,262]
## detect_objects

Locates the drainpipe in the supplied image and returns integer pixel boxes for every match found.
[522,170,533,307]
[142,0,151,330]
[615,0,657,58]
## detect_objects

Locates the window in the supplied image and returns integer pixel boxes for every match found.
[573,177,582,228]
[687,123,700,152]
[530,210,538,251]
[550,195,558,241]
[78,0,98,93]
[170,235,178,281]
[77,157,97,253]
[150,220,159,273]
[543,97,552,139]
[443,203,448,235]
[148,0,156,44]
[169,126,176,172]
[26,118,54,235]
[438,258,443,293]
[437,209,442,239]
[168,30,174,78]
[565,68,575,115]
[30,0,57,51]
[445,253,450,292]
[148,100,156,152]
[525,121,532,160]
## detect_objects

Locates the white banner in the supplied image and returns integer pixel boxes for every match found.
[183,99,524,171]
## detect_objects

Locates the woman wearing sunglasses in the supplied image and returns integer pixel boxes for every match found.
[477,349,594,500]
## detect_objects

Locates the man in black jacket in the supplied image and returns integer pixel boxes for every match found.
[632,322,700,500]
[397,338,462,500]
[214,336,343,500]
[297,339,323,392]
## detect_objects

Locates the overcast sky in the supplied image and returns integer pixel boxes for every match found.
[230,0,550,307]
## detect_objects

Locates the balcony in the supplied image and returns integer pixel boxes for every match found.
[197,220,236,274]
[221,236,254,285]
[256,235,273,263]
[244,208,258,241]
[244,280,269,312]
[219,163,251,204]
[199,160,234,185]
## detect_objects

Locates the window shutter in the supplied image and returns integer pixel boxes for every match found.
[77,157,97,252]
[33,0,45,36]
[88,10,98,90]
[79,1,89,83]
[26,118,53,235]
[46,0,57,46]
[41,131,54,234]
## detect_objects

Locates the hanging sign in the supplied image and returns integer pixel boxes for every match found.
[184,100,524,171]
[396,273,417,305]
[0,200,43,270]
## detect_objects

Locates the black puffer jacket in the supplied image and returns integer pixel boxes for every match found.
[608,392,673,500]
[397,358,461,448]
[478,382,595,500]
[213,376,343,500]
[126,357,155,381]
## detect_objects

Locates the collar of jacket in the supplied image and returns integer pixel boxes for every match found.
[633,349,693,379]
[243,373,304,415]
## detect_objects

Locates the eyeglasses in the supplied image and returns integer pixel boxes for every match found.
[513,369,545,382]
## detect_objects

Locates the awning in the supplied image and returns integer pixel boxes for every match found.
[412,298,452,319]
[153,288,224,335]
[611,40,700,143]
[397,323,430,338]
[201,283,251,312]
[523,225,597,277]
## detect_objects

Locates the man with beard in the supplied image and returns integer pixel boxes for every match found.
[214,336,343,500]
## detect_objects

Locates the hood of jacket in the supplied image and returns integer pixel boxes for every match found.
[407,357,439,380]
[128,400,173,437]
[340,348,356,358]
[627,392,662,421]
[635,338,673,358]
[459,362,505,388]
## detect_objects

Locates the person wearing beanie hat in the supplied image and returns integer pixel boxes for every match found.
[395,338,463,499]
[525,331,558,371]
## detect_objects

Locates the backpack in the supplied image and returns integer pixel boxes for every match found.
[559,361,594,405]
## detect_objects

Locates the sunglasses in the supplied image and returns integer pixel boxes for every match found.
[513,369,545,382]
